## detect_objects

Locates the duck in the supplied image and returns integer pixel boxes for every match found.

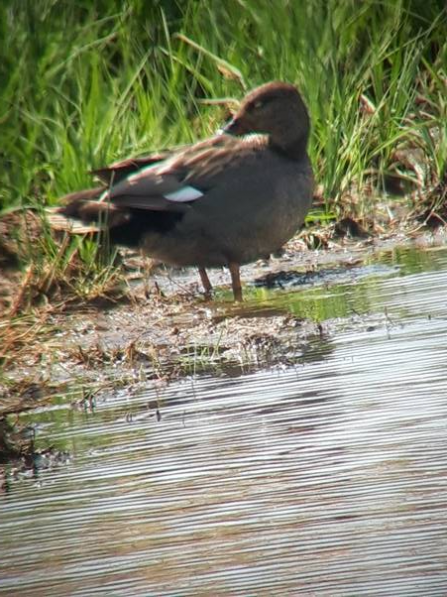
[49,81,314,301]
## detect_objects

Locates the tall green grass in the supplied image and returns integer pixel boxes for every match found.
[1,0,446,215]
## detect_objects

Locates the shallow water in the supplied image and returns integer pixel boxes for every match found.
[1,246,447,596]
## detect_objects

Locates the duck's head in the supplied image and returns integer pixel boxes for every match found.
[222,81,310,157]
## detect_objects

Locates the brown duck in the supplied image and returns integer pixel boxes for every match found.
[50,82,313,301]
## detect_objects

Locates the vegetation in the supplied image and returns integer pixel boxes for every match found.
[1,0,445,207]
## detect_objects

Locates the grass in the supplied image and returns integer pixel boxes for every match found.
[2,0,446,207]
[0,0,446,312]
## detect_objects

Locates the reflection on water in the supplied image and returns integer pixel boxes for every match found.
[1,247,447,596]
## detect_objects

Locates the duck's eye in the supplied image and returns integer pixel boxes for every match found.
[246,100,264,112]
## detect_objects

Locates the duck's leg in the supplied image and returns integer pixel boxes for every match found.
[229,262,243,302]
[198,267,213,298]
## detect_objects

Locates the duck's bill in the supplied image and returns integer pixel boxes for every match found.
[219,117,247,136]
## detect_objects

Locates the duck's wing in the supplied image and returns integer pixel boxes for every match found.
[91,151,176,185]
[105,134,266,212]
[51,135,265,231]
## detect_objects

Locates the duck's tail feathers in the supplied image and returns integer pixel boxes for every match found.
[46,187,129,234]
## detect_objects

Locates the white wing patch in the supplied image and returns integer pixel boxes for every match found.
[164,186,203,202]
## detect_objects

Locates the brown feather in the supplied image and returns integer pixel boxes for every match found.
[91,152,174,184]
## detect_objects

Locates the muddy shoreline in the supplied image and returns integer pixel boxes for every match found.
[1,222,446,423]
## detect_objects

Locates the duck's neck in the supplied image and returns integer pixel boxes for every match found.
[269,133,309,161]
